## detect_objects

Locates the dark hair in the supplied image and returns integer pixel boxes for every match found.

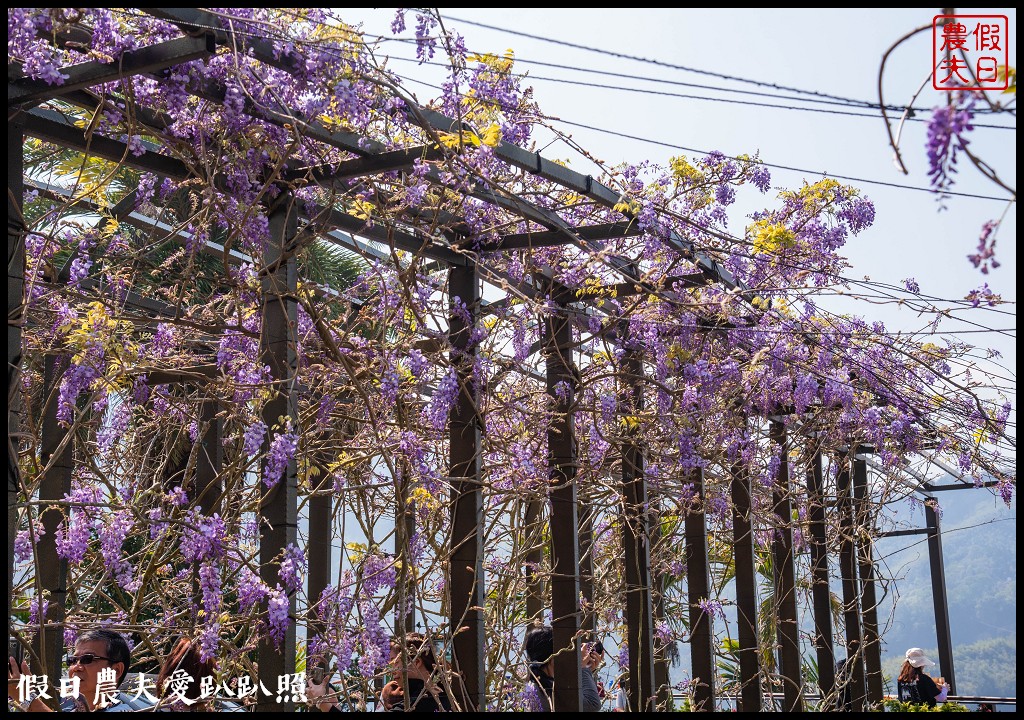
[524,625,554,665]
[389,632,438,673]
[156,638,216,705]
[76,629,131,687]
[897,660,921,684]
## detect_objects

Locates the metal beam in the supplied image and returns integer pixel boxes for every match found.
[878,527,929,538]
[283,146,443,184]
[410,105,752,298]
[770,422,803,712]
[144,8,304,75]
[489,220,641,250]
[316,205,466,267]
[448,262,485,712]
[853,458,883,706]
[620,330,656,712]
[9,34,215,106]
[685,468,715,712]
[730,461,761,712]
[922,480,1000,492]
[836,453,866,711]
[24,109,191,179]
[544,293,581,712]
[805,450,836,706]
[926,503,957,694]
[256,194,299,711]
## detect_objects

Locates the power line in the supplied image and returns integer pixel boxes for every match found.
[551,117,1013,202]
[387,70,1014,203]
[382,55,1014,129]
[443,14,1013,116]
[380,50,1014,130]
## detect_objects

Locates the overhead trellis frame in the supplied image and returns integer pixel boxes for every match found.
[8,7,1012,713]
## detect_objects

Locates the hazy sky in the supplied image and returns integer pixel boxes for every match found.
[331,8,1017,466]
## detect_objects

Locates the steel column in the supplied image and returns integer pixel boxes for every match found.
[448,262,485,712]
[836,454,866,711]
[620,336,656,712]
[544,295,581,712]
[770,421,803,712]
[256,195,299,711]
[579,501,596,635]
[195,400,221,515]
[307,449,331,674]
[853,458,883,705]
[925,502,957,694]
[685,468,715,711]
[652,518,672,710]
[805,450,836,705]
[731,461,762,712]
[524,499,544,622]
[33,355,73,697]
[9,115,25,635]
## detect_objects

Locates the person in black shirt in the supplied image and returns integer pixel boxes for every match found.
[523,624,602,712]
[897,647,948,707]
[380,632,451,712]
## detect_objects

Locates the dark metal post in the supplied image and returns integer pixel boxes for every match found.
[836,453,866,711]
[579,501,596,635]
[730,461,761,712]
[685,468,715,711]
[524,500,544,621]
[925,502,956,694]
[195,400,222,515]
[805,450,836,705]
[853,457,883,705]
[544,295,581,712]
[770,421,803,712]
[652,521,672,709]
[620,335,656,712]
[257,194,299,711]
[9,116,25,630]
[448,262,485,712]
[34,356,74,694]
[307,450,331,670]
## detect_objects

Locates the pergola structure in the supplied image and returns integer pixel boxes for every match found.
[8,8,1013,712]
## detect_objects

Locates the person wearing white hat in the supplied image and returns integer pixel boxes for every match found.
[897,648,949,707]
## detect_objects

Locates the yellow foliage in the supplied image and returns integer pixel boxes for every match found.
[479,123,502,147]
[613,199,641,215]
[749,219,796,255]
[410,486,442,512]
[667,343,693,366]
[619,415,641,430]
[998,65,1016,94]
[575,277,617,299]
[669,155,706,185]
[347,199,374,220]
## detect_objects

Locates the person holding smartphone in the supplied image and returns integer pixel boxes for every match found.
[523,624,602,712]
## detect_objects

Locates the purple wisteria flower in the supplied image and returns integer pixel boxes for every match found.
[279,543,306,594]
[267,585,289,647]
[263,424,299,488]
[925,93,976,205]
[967,219,1000,274]
[243,420,267,457]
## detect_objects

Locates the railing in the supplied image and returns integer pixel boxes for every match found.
[673,692,1017,711]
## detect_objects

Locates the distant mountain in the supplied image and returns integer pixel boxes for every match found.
[875,488,1016,698]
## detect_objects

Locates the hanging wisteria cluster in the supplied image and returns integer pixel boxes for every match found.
[9,7,1014,711]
